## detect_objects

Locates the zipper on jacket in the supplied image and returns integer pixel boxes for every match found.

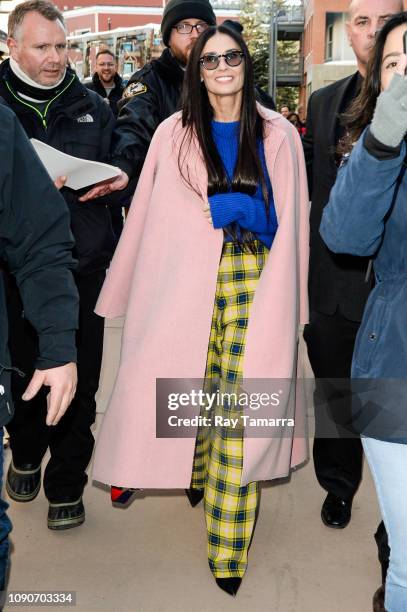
[0,363,25,378]
[5,74,76,130]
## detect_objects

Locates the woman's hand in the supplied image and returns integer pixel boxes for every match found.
[203,202,213,224]
[371,54,407,148]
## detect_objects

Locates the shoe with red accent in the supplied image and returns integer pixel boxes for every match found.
[111,486,137,505]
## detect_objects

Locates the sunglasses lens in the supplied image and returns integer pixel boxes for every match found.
[226,52,242,67]
[203,55,219,70]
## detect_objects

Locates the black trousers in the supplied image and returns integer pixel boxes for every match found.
[109,203,124,247]
[303,309,363,500]
[5,269,105,503]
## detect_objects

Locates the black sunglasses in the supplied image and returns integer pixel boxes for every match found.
[199,51,244,71]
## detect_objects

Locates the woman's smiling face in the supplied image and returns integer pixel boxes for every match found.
[199,32,245,99]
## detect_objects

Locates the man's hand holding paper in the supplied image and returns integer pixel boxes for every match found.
[30,139,121,191]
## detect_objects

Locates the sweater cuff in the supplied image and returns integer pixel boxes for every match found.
[364,127,402,160]
[208,193,248,229]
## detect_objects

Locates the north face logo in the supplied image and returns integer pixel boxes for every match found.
[77,114,94,123]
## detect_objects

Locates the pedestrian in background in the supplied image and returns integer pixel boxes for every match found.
[320,14,407,611]
[287,111,306,137]
[87,49,125,244]
[86,49,124,117]
[279,104,290,117]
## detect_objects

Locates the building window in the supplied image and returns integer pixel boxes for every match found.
[326,24,333,61]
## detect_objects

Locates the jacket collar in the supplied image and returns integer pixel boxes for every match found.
[92,71,123,92]
[0,59,94,119]
[153,48,184,86]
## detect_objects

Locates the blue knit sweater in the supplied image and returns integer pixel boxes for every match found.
[209,120,278,248]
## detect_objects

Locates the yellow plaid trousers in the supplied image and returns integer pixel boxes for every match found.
[191,240,269,578]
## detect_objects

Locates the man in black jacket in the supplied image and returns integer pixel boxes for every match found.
[1,0,116,530]
[303,3,401,609]
[86,49,124,118]
[86,49,125,243]
[81,0,216,202]
[0,104,78,595]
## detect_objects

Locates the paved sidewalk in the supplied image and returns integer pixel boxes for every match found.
[4,321,381,612]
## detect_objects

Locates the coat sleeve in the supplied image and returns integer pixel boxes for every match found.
[302,91,316,200]
[320,128,406,256]
[110,72,162,183]
[293,125,310,326]
[0,108,79,369]
[95,115,164,318]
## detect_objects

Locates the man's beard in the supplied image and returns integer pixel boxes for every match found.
[99,73,114,84]
[170,43,195,66]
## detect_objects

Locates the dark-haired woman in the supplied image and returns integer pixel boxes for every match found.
[320,13,407,612]
[92,25,309,594]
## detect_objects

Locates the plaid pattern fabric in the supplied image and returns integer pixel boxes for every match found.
[191,240,269,578]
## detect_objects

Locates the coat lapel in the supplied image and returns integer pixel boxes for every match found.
[257,105,292,221]
[327,71,360,150]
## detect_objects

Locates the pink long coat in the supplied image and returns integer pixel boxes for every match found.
[93,106,310,489]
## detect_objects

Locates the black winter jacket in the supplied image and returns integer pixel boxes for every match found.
[86,72,124,118]
[111,48,184,183]
[0,106,79,427]
[0,60,116,276]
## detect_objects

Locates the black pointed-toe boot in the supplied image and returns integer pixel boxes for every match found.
[215,577,242,596]
[185,487,204,507]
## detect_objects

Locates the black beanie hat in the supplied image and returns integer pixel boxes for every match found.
[161,0,217,47]
[222,20,244,34]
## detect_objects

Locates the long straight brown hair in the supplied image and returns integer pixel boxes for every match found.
[179,24,269,247]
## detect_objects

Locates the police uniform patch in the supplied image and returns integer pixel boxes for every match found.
[123,82,148,99]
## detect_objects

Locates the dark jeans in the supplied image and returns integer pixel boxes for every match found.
[0,429,12,595]
[5,270,105,503]
[304,308,364,500]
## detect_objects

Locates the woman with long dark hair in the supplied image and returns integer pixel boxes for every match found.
[92,25,309,595]
[320,13,407,612]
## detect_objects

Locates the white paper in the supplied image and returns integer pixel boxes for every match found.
[30,138,121,191]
